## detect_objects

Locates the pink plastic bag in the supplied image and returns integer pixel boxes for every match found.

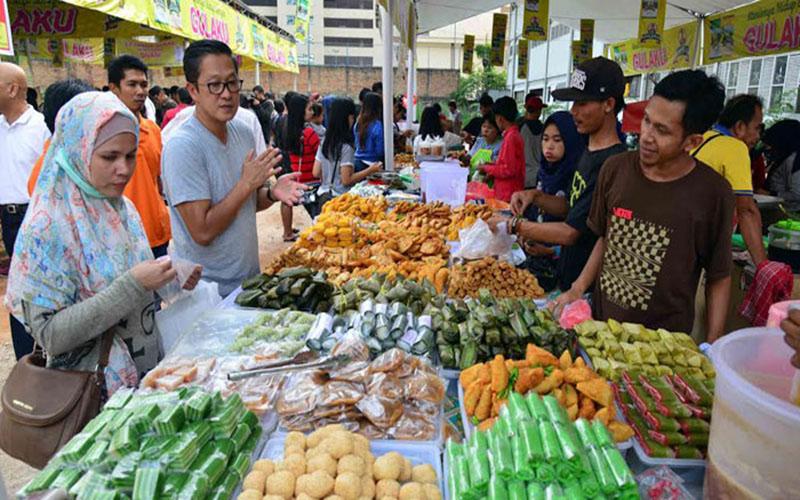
[559,299,592,329]
[466,181,494,201]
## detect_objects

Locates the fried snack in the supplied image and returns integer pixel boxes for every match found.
[475,385,493,421]
[490,355,509,392]
[526,344,560,367]
[446,204,493,240]
[514,367,545,394]
[448,257,545,299]
[576,378,613,408]
[321,193,388,222]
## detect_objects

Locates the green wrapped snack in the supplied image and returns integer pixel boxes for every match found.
[452,455,471,500]
[199,455,227,486]
[527,481,545,500]
[154,404,185,435]
[518,419,544,465]
[22,466,62,493]
[52,468,83,490]
[230,452,251,481]
[642,438,675,458]
[510,429,534,481]
[562,478,584,500]
[542,395,568,425]
[507,480,527,500]
[185,392,213,421]
[105,409,133,437]
[230,423,252,452]
[489,428,515,480]
[209,403,241,439]
[535,463,555,483]
[602,446,636,489]
[580,474,601,497]
[591,420,615,448]
[142,435,178,461]
[132,463,162,500]
[215,438,235,462]
[552,422,581,463]
[162,472,189,497]
[574,418,598,449]
[186,421,213,450]
[544,482,563,500]
[676,445,704,459]
[216,472,240,499]
[494,410,511,438]
[242,410,260,432]
[111,452,142,489]
[111,423,138,457]
[77,487,119,500]
[446,441,465,500]
[190,442,216,470]
[467,435,491,492]
[81,410,116,438]
[176,472,208,500]
[507,392,530,421]
[488,476,509,500]
[679,418,710,434]
[242,430,262,455]
[168,433,202,471]
[58,432,96,463]
[537,420,563,462]
[105,387,134,409]
[82,439,110,466]
[525,393,549,420]
[586,447,616,495]
[555,461,574,483]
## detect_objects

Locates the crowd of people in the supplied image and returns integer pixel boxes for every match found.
[2,38,800,392]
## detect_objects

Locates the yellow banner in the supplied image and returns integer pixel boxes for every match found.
[62,36,102,64]
[294,0,310,42]
[13,36,102,65]
[490,13,507,67]
[580,18,593,45]
[1,0,12,56]
[637,0,666,47]
[522,0,548,41]
[610,21,696,76]
[462,34,474,74]
[517,39,528,80]
[704,0,800,64]
[116,38,184,67]
[9,0,157,39]
[572,40,591,68]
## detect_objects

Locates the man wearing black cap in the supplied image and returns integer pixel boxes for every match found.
[462,93,495,145]
[499,57,627,291]
[519,93,547,188]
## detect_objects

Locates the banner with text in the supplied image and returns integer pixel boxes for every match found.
[517,39,528,79]
[703,0,800,64]
[116,38,184,67]
[462,33,474,73]
[13,37,103,65]
[490,12,507,67]
[610,21,696,76]
[637,0,666,47]
[9,0,157,39]
[572,40,591,68]
[1,0,12,55]
[522,0,548,41]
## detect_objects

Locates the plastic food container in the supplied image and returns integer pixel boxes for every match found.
[419,162,468,207]
[768,221,800,272]
[706,327,800,499]
[262,433,445,493]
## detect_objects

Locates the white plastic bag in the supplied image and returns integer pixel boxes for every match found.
[155,280,222,356]
[453,219,518,261]
[156,243,200,306]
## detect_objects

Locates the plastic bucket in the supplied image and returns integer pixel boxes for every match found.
[419,161,468,207]
[706,328,800,499]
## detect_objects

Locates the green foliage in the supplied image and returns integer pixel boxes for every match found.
[450,44,508,122]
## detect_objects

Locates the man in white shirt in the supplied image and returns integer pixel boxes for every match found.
[0,62,50,359]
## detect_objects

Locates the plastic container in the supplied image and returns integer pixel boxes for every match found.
[768,220,800,250]
[706,327,800,499]
[419,162,468,207]
[261,433,445,493]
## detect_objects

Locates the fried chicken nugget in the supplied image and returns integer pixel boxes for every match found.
[578,396,596,420]
[576,378,613,408]
[533,369,564,395]
[564,366,596,385]
[526,344,559,366]
[514,367,545,394]
[490,355,509,393]
[459,363,484,389]
[464,381,484,417]
[559,350,573,370]
[475,385,492,421]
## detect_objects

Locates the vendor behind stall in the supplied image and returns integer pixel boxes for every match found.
[6,92,201,389]
[555,70,735,342]
[764,119,800,212]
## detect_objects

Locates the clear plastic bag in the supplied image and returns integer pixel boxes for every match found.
[454,219,517,261]
[156,243,201,306]
[636,466,694,500]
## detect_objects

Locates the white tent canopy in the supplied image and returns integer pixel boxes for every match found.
[416,0,750,41]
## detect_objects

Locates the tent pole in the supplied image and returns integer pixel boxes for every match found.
[524,40,530,98]
[255,62,261,86]
[691,16,703,69]
[407,13,416,124]
[381,2,394,171]
[510,2,517,99]
[543,18,551,102]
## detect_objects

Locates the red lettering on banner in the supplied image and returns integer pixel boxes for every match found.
[11,8,77,36]
[189,7,229,43]
[614,207,633,220]
[632,48,667,71]
[743,15,800,54]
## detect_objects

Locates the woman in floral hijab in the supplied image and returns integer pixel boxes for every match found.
[7,91,196,393]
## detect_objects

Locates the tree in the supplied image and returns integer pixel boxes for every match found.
[451,44,507,116]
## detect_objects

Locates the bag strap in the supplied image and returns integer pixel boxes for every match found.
[691,133,722,159]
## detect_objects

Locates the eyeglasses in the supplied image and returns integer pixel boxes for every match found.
[196,79,243,95]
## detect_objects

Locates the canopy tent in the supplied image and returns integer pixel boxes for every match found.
[7,0,299,72]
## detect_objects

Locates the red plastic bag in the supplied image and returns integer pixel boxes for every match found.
[466,181,494,201]
[558,299,592,329]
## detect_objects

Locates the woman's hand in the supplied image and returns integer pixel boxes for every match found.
[550,287,582,319]
[781,308,800,368]
[131,259,177,291]
[182,265,203,290]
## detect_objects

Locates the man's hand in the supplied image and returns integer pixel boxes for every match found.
[272,173,307,206]
[487,214,508,233]
[241,148,283,192]
[511,189,540,216]
[366,162,383,175]
[550,287,582,319]
[781,308,800,368]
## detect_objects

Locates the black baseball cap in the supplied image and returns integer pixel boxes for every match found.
[552,57,625,104]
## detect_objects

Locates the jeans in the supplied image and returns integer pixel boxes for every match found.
[2,205,34,359]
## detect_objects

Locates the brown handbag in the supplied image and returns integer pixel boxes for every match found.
[0,331,113,469]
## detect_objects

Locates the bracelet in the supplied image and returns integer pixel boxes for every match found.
[510,215,523,235]
[266,186,277,203]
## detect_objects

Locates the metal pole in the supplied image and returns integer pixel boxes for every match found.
[524,41,530,97]
[510,2,517,97]
[543,18,551,102]
[307,35,312,93]
[255,62,261,86]
[381,2,394,171]
[407,40,415,123]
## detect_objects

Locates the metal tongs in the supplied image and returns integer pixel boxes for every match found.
[227,353,350,381]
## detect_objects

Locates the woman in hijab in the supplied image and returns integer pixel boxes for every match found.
[764,119,800,213]
[7,92,199,393]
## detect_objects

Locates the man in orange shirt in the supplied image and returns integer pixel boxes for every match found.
[108,55,171,257]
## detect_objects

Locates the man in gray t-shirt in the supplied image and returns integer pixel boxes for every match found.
[162,40,305,297]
